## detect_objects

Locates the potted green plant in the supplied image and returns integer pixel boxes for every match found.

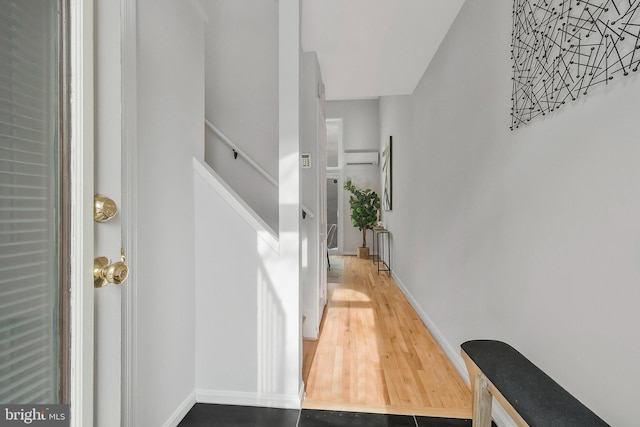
[343,179,381,258]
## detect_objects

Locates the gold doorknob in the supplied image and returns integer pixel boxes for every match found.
[94,194,118,222]
[94,250,128,288]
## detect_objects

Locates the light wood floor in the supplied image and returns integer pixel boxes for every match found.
[302,256,472,418]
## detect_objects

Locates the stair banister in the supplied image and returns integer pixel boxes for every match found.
[301,204,315,219]
[205,119,278,188]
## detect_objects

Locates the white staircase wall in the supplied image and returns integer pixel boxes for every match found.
[194,0,302,409]
[194,160,295,406]
[205,130,279,232]
[203,0,279,231]
[194,160,300,408]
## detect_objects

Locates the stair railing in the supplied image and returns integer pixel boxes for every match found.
[205,119,278,188]
[205,119,315,221]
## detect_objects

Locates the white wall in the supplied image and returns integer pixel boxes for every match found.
[300,52,325,338]
[277,0,303,404]
[135,1,203,425]
[194,162,301,407]
[326,100,381,253]
[203,0,279,232]
[379,1,640,425]
[194,0,302,410]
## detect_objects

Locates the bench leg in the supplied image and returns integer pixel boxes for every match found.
[473,373,492,427]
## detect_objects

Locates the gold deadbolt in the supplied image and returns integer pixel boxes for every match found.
[94,194,118,222]
[94,249,129,288]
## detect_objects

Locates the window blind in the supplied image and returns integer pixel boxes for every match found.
[0,0,60,404]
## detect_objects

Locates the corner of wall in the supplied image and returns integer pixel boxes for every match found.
[161,391,196,427]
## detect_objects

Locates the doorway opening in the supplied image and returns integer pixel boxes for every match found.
[325,118,343,255]
[326,176,339,252]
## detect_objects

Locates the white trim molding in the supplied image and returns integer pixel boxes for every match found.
[391,272,516,427]
[69,0,94,426]
[161,391,196,427]
[391,273,468,380]
[196,389,302,410]
[298,383,305,408]
[120,0,138,424]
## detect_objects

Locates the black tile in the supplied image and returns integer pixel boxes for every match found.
[415,416,496,427]
[298,409,415,427]
[177,403,299,427]
[415,417,470,427]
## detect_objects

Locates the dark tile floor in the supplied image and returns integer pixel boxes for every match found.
[178,404,491,427]
[178,404,299,427]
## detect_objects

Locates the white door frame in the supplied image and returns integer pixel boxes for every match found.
[94,0,126,423]
[120,0,138,424]
[317,99,328,312]
[68,1,137,425]
[69,1,94,425]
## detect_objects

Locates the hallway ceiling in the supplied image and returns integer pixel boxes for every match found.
[301,0,466,101]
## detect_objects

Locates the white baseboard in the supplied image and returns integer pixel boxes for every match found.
[298,382,305,406]
[162,391,196,427]
[302,311,319,339]
[391,272,516,427]
[196,389,302,410]
[391,272,469,381]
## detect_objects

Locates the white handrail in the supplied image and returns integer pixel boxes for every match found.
[302,204,315,219]
[206,119,317,222]
[205,119,278,188]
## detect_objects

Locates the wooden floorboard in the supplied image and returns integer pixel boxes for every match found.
[302,256,472,418]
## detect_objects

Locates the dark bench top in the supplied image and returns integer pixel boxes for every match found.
[461,340,609,427]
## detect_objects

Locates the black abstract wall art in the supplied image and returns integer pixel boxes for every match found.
[511,0,640,129]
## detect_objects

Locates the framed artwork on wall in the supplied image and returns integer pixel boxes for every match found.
[382,136,392,211]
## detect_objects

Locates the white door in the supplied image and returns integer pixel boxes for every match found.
[93,0,125,425]
[69,1,130,425]
[67,1,97,425]
[93,0,137,425]
[67,0,129,425]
